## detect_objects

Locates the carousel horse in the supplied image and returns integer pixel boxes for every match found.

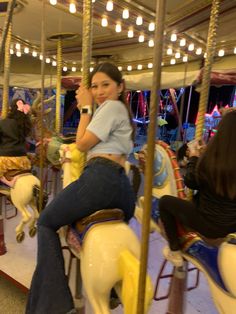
[135,140,236,314]
[59,143,153,314]
[0,171,47,242]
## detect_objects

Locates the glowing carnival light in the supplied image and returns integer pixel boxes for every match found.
[138,33,145,43]
[148,39,154,47]
[122,9,129,19]
[24,47,29,54]
[167,47,172,55]
[188,43,194,51]
[218,49,225,57]
[136,16,143,26]
[101,16,108,27]
[196,47,202,55]
[69,2,76,14]
[170,33,177,42]
[115,22,122,33]
[127,65,132,71]
[148,22,155,31]
[127,28,134,38]
[49,0,57,5]
[180,38,186,46]
[106,0,113,11]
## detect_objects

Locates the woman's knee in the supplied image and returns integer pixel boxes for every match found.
[159,195,174,211]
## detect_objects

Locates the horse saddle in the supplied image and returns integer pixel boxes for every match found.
[66,209,125,251]
[75,208,125,236]
[4,169,32,181]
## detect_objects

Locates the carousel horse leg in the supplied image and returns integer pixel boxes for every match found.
[14,204,31,242]
[27,201,39,238]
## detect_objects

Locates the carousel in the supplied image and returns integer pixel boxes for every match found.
[0,0,236,313]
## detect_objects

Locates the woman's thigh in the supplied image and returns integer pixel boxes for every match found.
[159,195,209,234]
[39,163,135,230]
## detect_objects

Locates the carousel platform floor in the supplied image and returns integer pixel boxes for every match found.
[0,206,218,313]
[0,209,217,314]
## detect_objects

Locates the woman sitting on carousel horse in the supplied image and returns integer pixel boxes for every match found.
[159,110,236,267]
[26,62,136,314]
[0,99,32,187]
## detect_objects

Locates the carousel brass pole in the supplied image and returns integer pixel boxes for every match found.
[73,1,93,312]
[0,0,16,67]
[39,0,46,213]
[187,0,220,201]
[81,0,93,88]
[55,38,62,133]
[137,1,166,313]
[195,0,220,141]
[2,23,12,118]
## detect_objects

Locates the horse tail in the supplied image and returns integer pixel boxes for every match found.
[33,185,48,211]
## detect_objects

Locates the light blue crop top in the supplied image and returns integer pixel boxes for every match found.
[87,100,133,158]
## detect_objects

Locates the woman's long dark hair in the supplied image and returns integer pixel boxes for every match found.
[197,111,236,199]
[89,62,136,141]
[7,99,32,139]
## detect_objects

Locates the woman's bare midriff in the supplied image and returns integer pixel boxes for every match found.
[88,153,127,168]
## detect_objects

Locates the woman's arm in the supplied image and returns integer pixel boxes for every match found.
[75,84,100,152]
[184,156,200,189]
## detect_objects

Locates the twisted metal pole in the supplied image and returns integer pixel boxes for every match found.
[0,0,16,68]
[81,0,93,87]
[195,0,220,141]
[187,0,220,201]
[55,38,62,133]
[2,23,12,118]
[137,1,166,313]
[39,0,46,213]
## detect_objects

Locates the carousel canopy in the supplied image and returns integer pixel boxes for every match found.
[0,0,235,89]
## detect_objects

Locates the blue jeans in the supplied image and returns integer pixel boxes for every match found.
[26,158,136,314]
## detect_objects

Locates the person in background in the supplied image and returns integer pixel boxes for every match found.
[26,62,136,314]
[159,111,236,267]
[0,99,31,187]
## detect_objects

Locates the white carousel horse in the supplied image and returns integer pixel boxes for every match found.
[59,143,153,314]
[0,171,47,242]
[135,140,236,314]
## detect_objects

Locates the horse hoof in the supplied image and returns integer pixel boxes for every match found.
[29,227,37,238]
[16,232,25,243]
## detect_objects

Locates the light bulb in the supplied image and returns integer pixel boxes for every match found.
[122,9,129,19]
[180,38,186,46]
[148,39,154,47]
[167,48,172,55]
[188,43,194,51]
[127,65,132,71]
[136,16,143,26]
[69,2,76,14]
[115,22,121,33]
[101,17,108,27]
[106,0,113,11]
[218,49,224,57]
[148,22,155,31]
[127,28,134,38]
[170,33,177,42]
